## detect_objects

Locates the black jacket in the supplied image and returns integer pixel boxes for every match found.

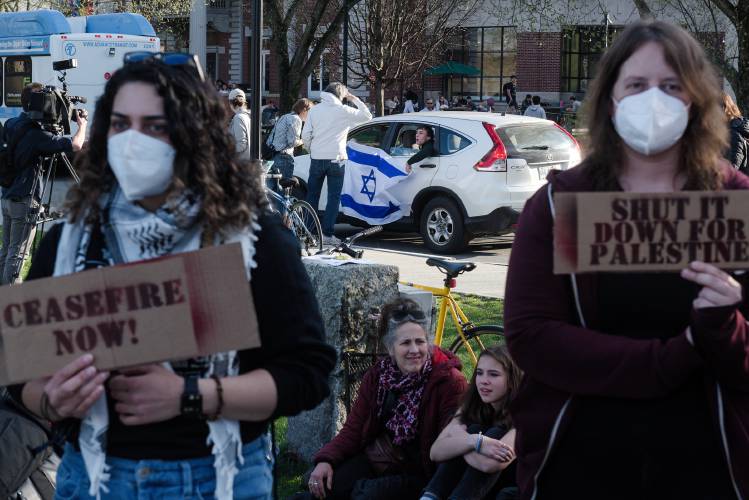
[9,212,337,460]
[2,113,72,201]
[728,117,749,173]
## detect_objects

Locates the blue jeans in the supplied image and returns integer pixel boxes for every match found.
[272,152,295,181]
[0,197,37,285]
[306,159,344,236]
[55,434,273,500]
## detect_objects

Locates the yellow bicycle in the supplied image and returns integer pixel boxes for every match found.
[400,258,505,366]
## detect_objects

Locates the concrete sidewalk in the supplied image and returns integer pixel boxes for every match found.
[361,248,507,299]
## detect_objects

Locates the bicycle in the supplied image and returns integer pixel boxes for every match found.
[400,259,505,366]
[264,172,323,256]
[317,225,383,258]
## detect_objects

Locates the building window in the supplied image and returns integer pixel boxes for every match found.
[561,25,623,93]
[446,26,516,100]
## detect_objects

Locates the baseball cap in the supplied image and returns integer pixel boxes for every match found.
[228,88,246,101]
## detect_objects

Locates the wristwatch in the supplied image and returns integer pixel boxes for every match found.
[180,374,203,419]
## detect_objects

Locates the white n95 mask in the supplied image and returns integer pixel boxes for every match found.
[107,129,176,201]
[612,87,689,156]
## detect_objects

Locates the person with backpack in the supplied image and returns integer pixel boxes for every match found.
[267,98,314,183]
[722,92,749,173]
[0,82,87,285]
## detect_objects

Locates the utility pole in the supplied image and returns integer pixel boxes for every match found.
[189,0,207,72]
[249,0,263,161]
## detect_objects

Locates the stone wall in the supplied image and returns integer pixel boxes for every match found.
[285,261,399,460]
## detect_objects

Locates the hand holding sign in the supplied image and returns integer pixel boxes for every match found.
[42,353,109,421]
[681,261,742,309]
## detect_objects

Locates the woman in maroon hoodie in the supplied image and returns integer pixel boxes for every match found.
[505,21,749,500]
[307,298,467,500]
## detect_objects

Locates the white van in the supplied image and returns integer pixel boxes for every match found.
[0,9,159,125]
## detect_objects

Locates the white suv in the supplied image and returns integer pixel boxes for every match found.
[292,111,581,254]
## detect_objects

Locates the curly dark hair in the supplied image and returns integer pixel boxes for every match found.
[458,345,522,429]
[66,61,267,235]
[581,20,726,191]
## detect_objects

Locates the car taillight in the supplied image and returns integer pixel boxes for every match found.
[474,122,507,172]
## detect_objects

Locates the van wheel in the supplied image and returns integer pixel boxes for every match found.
[420,197,470,254]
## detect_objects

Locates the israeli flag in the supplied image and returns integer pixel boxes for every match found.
[341,141,409,225]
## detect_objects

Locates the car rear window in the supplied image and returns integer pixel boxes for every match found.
[498,124,574,154]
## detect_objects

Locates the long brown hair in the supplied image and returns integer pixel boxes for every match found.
[66,61,267,235]
[582,20,726,191]
[723,92,743,121]
[459,345,522,428]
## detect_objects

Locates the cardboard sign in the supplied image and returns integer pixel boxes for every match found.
[554,191,749,274]
[0,243,259,385]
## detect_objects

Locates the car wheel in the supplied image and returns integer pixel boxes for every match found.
[420,196,470,254]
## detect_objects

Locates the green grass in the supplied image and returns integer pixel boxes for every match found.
[275,293,504,499]
[0,226,40,280]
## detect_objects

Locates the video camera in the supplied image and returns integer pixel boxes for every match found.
[26,59,87,134]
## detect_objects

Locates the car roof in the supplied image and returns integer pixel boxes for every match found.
[369,111,551,127]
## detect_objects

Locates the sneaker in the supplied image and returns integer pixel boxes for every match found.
[322,235,340,246]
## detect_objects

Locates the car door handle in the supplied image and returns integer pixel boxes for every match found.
[419,163,437,168]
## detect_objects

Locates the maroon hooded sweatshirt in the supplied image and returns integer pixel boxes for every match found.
[313,347,467,476]
[505,164,749,499]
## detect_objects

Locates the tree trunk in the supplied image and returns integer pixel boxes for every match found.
[736,0,749,116]
[374,77,384,117]
[270,26,297,113]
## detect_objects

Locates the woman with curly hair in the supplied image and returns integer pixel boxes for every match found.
[7,55,336,499]
[505,21,749,499]
[421,345,522,500]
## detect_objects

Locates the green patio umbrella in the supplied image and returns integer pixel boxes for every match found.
[424,61,481,76]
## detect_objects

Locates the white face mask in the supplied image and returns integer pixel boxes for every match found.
[107,129,176,201]
[612,87,689,156]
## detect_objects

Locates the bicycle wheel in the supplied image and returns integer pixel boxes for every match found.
[449,325,505,358]
[288,200,323,256]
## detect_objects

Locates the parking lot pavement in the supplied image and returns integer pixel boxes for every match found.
[362,247,507,298]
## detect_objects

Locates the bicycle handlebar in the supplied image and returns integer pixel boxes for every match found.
[317,225,383,258]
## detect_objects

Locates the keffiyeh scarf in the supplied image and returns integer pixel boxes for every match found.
[375,355,433,445]
[53,187,260,500]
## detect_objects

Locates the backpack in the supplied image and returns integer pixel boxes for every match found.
[0,120,38,189]
[262,122,279,161]
[0,388,55,499]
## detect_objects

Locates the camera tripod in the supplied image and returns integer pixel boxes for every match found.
[6,151,79,284]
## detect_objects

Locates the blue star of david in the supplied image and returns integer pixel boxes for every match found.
[360,169,377,203]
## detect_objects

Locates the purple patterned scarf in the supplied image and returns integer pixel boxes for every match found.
[375,355,433,445]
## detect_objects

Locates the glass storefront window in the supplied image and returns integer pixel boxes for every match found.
[483,28,502,51]
[561,25,622,93]
[446,26,516,99]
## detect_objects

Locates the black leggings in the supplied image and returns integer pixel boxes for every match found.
[422,425,512,500]
[316,453,426,500]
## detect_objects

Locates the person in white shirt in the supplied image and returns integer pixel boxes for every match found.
[420,98,437,112]
[523,95,547,119]
[403,98,416,113]
[228,88,252,160]
[302,82,372,244]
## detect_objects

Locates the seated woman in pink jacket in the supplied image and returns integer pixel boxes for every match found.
[306,298,467,500]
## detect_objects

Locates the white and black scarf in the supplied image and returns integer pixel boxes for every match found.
[54,187,260,499]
